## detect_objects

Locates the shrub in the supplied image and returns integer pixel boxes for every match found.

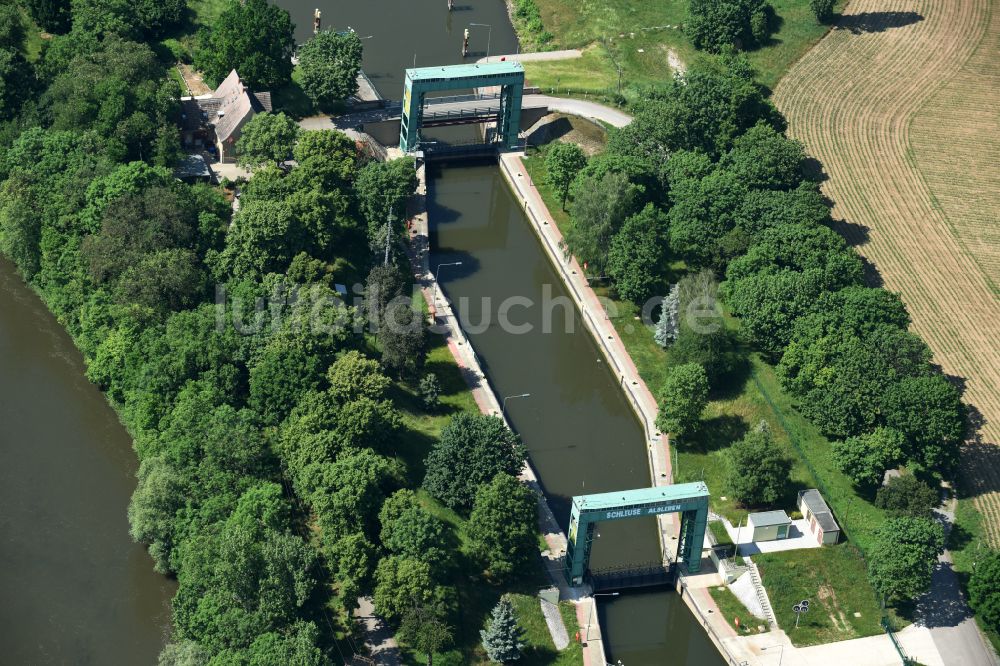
[810,0,836,22]
[875,475,939,518]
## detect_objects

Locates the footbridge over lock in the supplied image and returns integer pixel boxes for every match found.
[566,482,710,589]
[330,62,551,154]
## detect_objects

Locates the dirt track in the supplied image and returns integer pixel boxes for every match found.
[774,0,1000,541]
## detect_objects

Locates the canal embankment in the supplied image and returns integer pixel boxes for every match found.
[497,151,767,666]
[406,159,611,666]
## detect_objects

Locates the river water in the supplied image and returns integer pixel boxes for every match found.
[0,258,175,663]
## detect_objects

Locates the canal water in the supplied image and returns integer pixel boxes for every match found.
[0,258,175,663]
[430,165,725,665]
[275,1,727,663]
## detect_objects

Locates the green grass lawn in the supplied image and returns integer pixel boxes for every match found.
[755,545,889,646]
[709,586,767,635]
[709,520,734,547]
[519,0,846,94]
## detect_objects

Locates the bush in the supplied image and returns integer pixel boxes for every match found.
[423,414,527,513]
[726,423,791,507]
[655,363,709,439]
[875,475,939,518]
[687,0,776,52]
[810,0,836,22]
[832,427,904,489]
[969,549,1000,631]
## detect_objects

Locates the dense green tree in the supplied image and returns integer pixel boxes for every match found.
[0,177,41,276]
[327,350,391,402]
[468,473,538,581]
[726,426,791,507]
[399,605,454,666]
[544,142,587,209]
[71,0,185,38]
[607,53,783,159]
[27,0,72,33]
[832,427,904,489]
[236,112,300,168]
[667,167,747,268]
[565,170,641,275]
[883,375,965,474]
[172,483,320,652]
[292,130,358,183]
[216,199,301,279]
[671,271,744,383]
[379,490,451,571]
[570,151,661,204]
[655,283,680,348]
[194,0,295,89]
[968,549,1000,632]
[720,121,806,190]
[779,323,934,439]
[420,373,441,411]
[656,363,709,439]
[379,300,426,377]
[309,448,397,543]
[355,158,417,253]
[423,413,527,513]
[687,0,775,52]
[725,224,864,354]
[867,517,944,603]
[364,263,407,328]
[875,475,940,518]
[373,556,452,623]
[41,37,178,162]
[810,0,836,22]
[481,596,525,663]
[0,48,34,121]
[0,5,23,51]
[248,337,326,426]
[297,29,363,110]
[734,182,830,239]
[128,455,185,573]
[606,203,668,304]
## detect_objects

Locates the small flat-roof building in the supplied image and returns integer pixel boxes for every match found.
[747,510,792,542]
[798,489,840,545]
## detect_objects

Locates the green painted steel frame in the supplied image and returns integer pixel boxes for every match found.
[564,482,710,585]
[399,62,524,152]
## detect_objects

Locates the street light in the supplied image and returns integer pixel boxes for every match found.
[586,592,619,642]
[792,599,810,629]
[434,261,463,310]
[502,393,531,418]
[761,644,784,665]
[469,22,492,61]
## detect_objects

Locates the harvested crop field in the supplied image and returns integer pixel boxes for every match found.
[775,0,1000,543]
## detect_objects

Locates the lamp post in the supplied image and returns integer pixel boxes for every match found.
[761,643,784,665]
[469,22,492,61]
[586,592,619,642]
[434,261,462,309]
[502,393,531,418]
[792,599,810,629]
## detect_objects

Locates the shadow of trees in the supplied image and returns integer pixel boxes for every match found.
[836,12,924,34]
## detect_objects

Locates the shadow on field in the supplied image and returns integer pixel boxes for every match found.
[836,12,924,34]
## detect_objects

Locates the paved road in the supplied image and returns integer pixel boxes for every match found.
[476,49,582,64]
[917,503,1000,665]
[301,94,632,134]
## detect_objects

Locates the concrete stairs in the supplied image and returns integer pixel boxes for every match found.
[746,558,778,628]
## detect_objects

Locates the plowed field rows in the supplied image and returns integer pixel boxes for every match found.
[774,0,1000,543]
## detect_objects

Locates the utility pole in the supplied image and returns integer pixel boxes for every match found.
[383,213,392,266]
